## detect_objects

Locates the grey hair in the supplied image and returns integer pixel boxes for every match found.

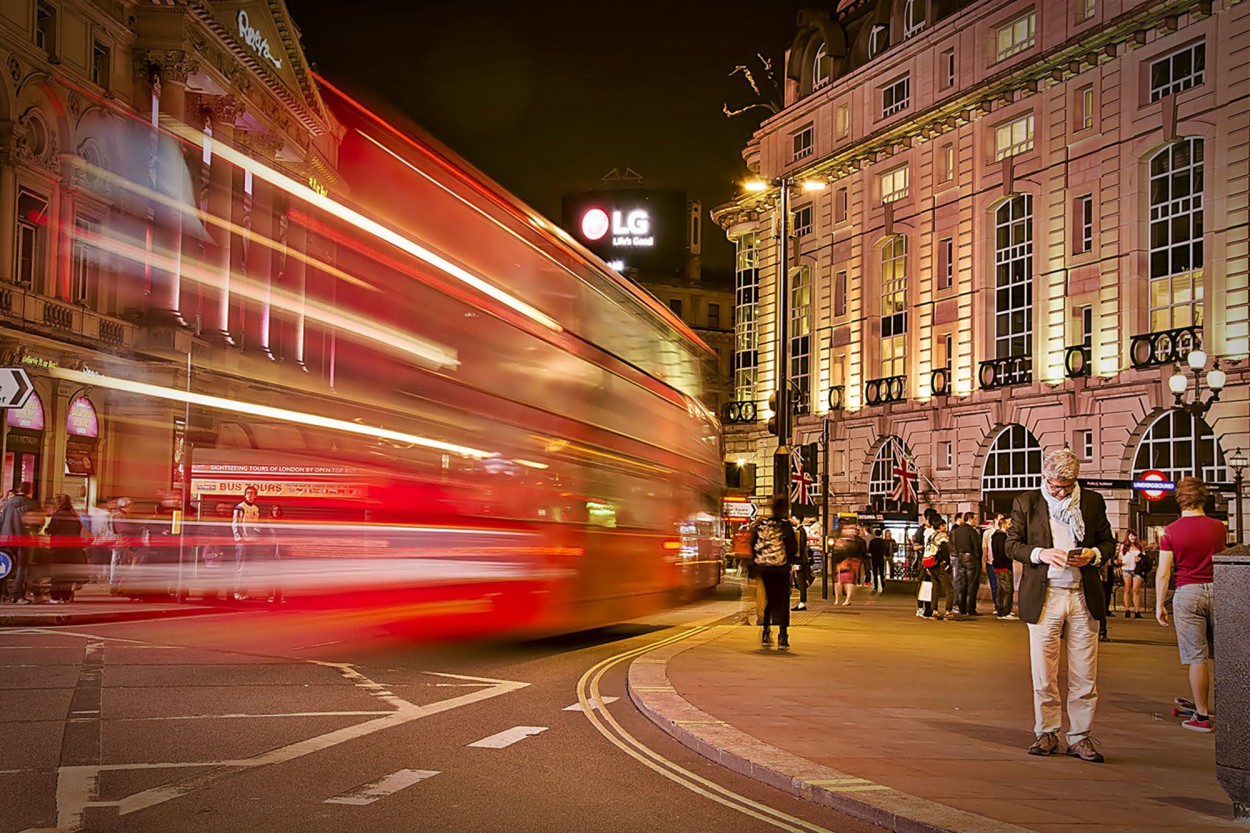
[1041,448,1081,482]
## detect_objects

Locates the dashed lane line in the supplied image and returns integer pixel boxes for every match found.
[324,769,440,806]
[467,726,548,749]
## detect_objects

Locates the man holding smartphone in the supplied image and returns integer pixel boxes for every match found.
[1006,448,1116,763]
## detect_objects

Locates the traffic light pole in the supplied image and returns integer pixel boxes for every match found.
[820,416,830,600]
[772,181,791,512]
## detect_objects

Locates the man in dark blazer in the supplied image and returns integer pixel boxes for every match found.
[1006,448,1115,764]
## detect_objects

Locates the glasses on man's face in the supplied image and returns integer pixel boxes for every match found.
[1046,479,1077,496]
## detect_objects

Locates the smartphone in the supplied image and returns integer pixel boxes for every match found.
[1068,549,1085,557]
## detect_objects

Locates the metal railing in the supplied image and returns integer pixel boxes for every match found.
[864,374,907,406]
[1065,345,1091,378]
[1129,325,1202,369]
[978,355,1033,389]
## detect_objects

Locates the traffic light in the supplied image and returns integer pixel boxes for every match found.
[767,392,778,435]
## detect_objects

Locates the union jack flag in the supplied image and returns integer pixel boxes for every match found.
[790,445,814,506]
[891,456,918,505]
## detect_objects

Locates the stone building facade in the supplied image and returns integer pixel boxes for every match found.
[714,0,1249,542]
[0,0,341,506]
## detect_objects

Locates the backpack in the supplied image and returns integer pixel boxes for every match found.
[753,519,788,566]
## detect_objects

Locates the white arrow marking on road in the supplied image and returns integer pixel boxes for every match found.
[563,696,619,711]
[467,725,548,748]
[324,769,440,806]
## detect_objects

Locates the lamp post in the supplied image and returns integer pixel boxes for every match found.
[1230,447,1247,545]
[1168,349,1227,418]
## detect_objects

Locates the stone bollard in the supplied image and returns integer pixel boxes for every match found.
[1214,544,1250,823]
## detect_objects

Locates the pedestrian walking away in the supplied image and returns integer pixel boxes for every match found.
[1,482,42,605]
[1154,477,1225,734]
[952,511,983,615]
[750,495,798,650]
[868,528,889,594]
[1007,447,1115,763]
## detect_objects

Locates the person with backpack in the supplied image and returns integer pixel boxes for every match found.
[750,495,798,650]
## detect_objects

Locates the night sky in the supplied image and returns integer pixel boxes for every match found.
[294,0,806,276]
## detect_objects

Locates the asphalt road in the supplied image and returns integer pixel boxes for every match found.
[0,592,879,833]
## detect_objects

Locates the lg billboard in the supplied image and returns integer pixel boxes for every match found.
[561,189,689,277]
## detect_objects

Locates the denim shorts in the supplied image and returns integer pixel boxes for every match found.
[1174,582,1214,665]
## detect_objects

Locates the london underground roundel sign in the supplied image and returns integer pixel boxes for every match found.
[1135,469,1175,502]
[580,207,610,241]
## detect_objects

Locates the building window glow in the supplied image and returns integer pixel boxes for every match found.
[880,237,908,378]
[790,264,812,412]
[733,233,759,403]
[792,125,814,161]
[882,75,911,117]
[982,424,1043,496]
[793,204,813,237]
[994,195,1034,358]
[1078,85,1094,131]
[1148,138,1204,331]
[836,104,850,137]
[994,112,1034,160]
[1133,410,1228,484]
[881,165,909,202]
[1150,42,1205,102]
[869,436,911,504]
[813,43,832,90]
[996,10,1036,61]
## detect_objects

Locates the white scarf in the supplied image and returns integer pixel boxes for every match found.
[1041,482,1085,545]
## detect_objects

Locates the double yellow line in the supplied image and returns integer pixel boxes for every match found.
[575,627,840,833]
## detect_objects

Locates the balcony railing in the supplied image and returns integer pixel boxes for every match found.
[43,301,74,331]
[864,374,907,406]
[1065,345,1091,378]
[930,367,950,397]
[1129,325,1201,369]
[722,401,757,425]
[978,355,1033,389]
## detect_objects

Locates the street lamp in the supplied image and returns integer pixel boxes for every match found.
[742,176,826,507]
[1230,447,1247,545]
[1168,349,1226,418]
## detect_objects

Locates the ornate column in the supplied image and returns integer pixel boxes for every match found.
[0,121,19,284]
[56,158,78,301]
[200,95,239,343]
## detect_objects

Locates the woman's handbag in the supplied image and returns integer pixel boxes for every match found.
[918,580,934,603]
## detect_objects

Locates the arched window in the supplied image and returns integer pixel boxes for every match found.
[904,0,927,38]
[869,25,889,59]
[1133,410,1227,484]
[982,424,1042,497]
[869,436,914,505]
[994,195,1033,358]
[733,233,759,404]
[880,236,908,378]
[1148,138,1204,332]
[813,43,832,90]
[789,264,812,413]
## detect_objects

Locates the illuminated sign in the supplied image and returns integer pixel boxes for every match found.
[580,207,653,248]
[1134,470,1176,502]
[6,389,44,431]
[192,479,366,499]
[237,10,282,69]
[66,397,99,438]
[308,176,328,198]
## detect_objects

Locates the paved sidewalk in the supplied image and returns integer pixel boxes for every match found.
[631,588,1235,833]
[0,585,225,626]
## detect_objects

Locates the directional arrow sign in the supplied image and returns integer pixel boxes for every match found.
[0,367,32,410]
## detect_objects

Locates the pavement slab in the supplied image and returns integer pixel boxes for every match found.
[630,592,1237,833]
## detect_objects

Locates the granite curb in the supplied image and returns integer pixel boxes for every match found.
[628,625,1038,833]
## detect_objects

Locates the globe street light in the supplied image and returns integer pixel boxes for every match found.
[1168,349,1226,418]
[1229,447,1247,545]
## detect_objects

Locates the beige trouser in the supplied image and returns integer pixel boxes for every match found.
[1027,587,1099,743]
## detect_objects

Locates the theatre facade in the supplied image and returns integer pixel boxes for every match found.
[714,0,1249,543]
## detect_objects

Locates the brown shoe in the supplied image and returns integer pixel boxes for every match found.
[1066,737,1104,763]
[1028,731,1060,756]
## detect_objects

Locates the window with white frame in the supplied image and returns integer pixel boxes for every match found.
[792,204,813,237]
[1077,85,1094,131]
[792,125,814,161]
[994,112,1034,160]
[996,10,1035,61]
[1074,304,1093,348]
[869,436,912,504]
[71,216,99,303]
[869,24,888,59]
[790,264,812,412]
[836,104,849,137]
[834,269,847,317]
[813,43,832,90]
[942,333,953,369]
[882,75,910,117]
[880,236,908,378]
[1133,410,1228,484]
[834,187,848,223]
[1150,42,1205,102]
[1148,138,1204,332]
[994,194,1034,358]
[1081,0,1096,20]
[938,237,954,289]
[881,165,909,202]
[16,189,49,289]
[904,0,926,38]
[982,424,1043,495]
[91,42,110,88]
[940,441,952,469]
[1079,430,1094,461]
[1075,194,1093,254]
[941,143,955,181]
[733,233,760,403]
[942,48,956,88]
[35,2,56,52]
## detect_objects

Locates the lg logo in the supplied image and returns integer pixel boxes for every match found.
[581,207,611,241]
[580,207,651,243]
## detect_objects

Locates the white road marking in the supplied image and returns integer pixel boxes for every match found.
[468,726,548,748]
[73,711,393,723]
[324,769,439,805]
[563,696,619,711]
